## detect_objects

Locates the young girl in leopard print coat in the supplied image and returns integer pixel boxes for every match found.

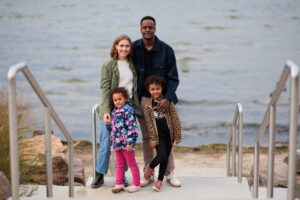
[143,75,181,192]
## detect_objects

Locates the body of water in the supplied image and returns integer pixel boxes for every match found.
[1,0,300,146]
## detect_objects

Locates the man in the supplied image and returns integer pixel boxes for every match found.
[133,16,181,187]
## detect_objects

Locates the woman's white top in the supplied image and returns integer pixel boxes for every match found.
[117,60,133,98]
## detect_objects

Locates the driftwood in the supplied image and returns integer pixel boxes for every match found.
[283,152,300,173]
[249,154,300,197]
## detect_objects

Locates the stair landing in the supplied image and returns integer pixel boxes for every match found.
[21,176,252,200]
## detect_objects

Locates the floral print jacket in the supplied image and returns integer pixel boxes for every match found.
[110,103,138,150]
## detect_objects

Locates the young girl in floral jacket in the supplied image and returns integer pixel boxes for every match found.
[110,87,140,193]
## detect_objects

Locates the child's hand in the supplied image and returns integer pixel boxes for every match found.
[103,113,111,125]
[126,145,133,152]
[175,139,181,144]
[157,99,170,114]
[149,141,158,148]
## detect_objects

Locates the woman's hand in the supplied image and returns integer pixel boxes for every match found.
[103,113,111,125]
[149,141,158,148]
[157,98,170,114]
[126,145,133,152]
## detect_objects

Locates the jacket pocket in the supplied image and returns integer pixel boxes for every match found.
[152,64,165,76]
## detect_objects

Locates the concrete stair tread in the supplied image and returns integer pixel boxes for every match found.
[20,176,252,199]
[254,187,288,200]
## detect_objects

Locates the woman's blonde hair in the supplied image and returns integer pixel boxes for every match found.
[110,34,133,61]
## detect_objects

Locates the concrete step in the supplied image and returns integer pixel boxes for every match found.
[20,176,252,200]
[249,187,288,200]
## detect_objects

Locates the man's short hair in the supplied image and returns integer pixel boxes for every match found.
[140,16,156,26]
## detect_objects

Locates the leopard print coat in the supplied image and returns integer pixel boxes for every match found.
[143,97,181,143]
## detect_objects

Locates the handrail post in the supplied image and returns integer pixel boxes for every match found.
[226,103,243,179]
[232,126,236,176]
[110,152,116,176]
[252,61,299,199]
[226,142,231,176]
[68,142,74,197]
[23,66,75,197]
[287,69,299,200]
[238,111,243,183]
[8,67,20,200]
[91,104,99,179]
[92,104,116,176]
[45,107,53,197]
[8,62,75,198]
[253,142,260,198]
[267,105,276,198]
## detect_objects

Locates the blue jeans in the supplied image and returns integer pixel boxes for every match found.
[96,120,128,174]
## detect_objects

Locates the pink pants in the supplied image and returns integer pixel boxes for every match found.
[115,149,140,186]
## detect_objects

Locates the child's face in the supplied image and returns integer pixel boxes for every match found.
[148,83,163,100]
[112,92,127,109]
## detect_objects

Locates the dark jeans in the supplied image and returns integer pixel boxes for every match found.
[150,135,172,181]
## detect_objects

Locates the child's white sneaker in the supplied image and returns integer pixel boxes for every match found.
[126,185,141,193]
[112,185,124,193]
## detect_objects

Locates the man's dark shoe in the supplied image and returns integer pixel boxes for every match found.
[91,172,104,188]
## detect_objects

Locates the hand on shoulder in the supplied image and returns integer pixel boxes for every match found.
[157,98,170,114]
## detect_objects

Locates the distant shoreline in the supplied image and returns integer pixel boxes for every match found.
[72,139,289,185]
[70,140,289,154]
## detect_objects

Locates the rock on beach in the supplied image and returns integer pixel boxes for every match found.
[19,133,85,186]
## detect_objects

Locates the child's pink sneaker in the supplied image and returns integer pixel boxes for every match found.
[144,164,153,181]
[152,180,162,191]
[126,185,141,193]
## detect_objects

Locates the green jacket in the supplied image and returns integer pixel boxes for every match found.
[99,58,142,119]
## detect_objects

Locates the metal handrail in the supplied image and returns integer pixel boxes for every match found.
[91,104,100,179]
[226,103,243,183]
[91,104,115,178]
[253,60,299,199]
[7,62,74,199]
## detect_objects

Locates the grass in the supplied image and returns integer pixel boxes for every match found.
[0,89,36,184]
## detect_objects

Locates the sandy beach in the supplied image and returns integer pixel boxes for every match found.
[74,142,288,182]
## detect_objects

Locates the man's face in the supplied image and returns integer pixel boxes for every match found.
[140,19,156,41]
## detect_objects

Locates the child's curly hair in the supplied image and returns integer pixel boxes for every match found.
[110,87,129,100]
[144,75,166,90]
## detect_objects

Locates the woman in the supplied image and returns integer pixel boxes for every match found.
[91,34,142,188]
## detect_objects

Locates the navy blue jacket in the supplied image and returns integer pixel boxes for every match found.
[133,36,179,104]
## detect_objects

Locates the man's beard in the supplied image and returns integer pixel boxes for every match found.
[144,35,154,41]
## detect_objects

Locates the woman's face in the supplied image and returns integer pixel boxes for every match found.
[115,39,131,60]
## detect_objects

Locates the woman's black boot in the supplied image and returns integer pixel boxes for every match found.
[91,172,104,188]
